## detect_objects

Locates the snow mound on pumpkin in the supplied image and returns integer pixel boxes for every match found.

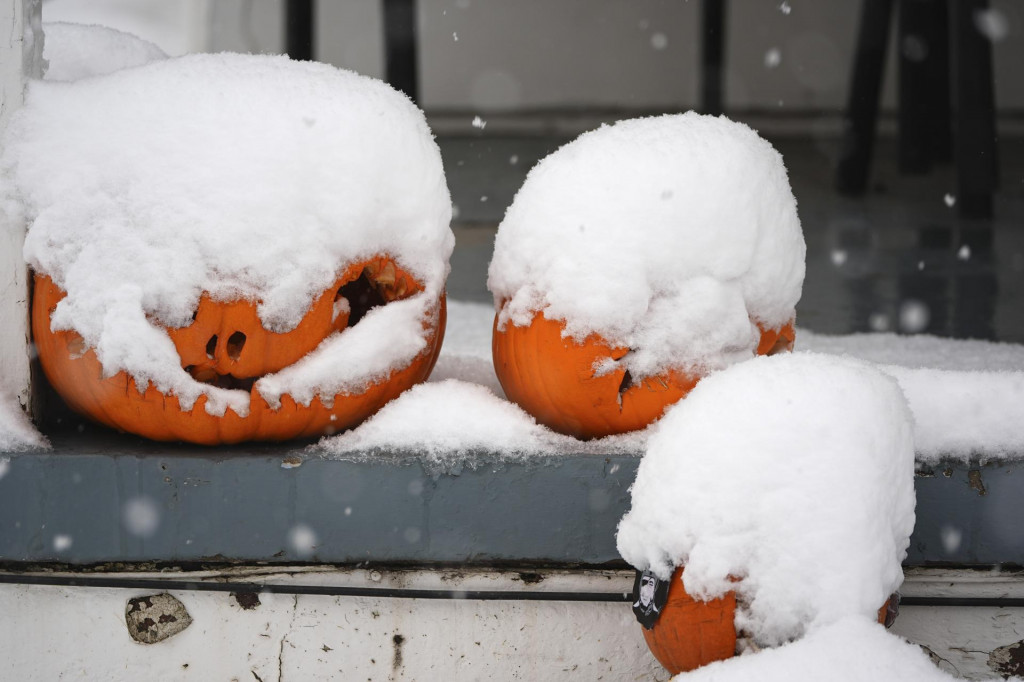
[617,353,915,647]
[43,22,167,82]
[3,53,453,416]
[488,113,804,380]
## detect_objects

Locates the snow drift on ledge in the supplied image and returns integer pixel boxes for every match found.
[317,301,1024,465]
[487,113,806,382]
[1,52,453,418]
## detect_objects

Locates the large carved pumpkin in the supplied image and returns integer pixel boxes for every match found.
[492,312,794,440]
[32,255,445,445]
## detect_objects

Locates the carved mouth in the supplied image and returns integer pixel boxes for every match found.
[184,365,258,392]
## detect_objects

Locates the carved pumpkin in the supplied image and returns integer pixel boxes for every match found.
[643,567,896,675]
[492,312,795,440]
[32,255,445,445]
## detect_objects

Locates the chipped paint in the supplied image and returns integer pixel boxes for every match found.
[125,593,193,644]
[968,470,988,497]
[988,640,1024,678]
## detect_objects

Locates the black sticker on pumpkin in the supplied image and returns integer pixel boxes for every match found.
[632,569,670,630]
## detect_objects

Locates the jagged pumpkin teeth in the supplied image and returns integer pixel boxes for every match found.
[376,262,397,286]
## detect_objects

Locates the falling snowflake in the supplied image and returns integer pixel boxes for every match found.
[899,300,930,333]
[288,524,317,557]
[471,115,486,130]
[764,48,782,68]
[123,497,160,538]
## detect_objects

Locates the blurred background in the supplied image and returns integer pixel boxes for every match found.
[40,0,1024,342]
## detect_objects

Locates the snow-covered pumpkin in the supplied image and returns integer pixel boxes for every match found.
[617,354,917,675]
[487,114,806,440]
[5,54,454,444]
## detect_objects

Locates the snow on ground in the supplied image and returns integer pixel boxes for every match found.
[488,113,805,381]
[42,22,167,81]
[672,616,975,682]
[617,353,916,646]
[0,387,48,452]
[3,53,452,418]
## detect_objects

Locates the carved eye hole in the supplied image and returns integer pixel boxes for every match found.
[335,270,388,328]
[205,335,218,359]
[226,332,246,361]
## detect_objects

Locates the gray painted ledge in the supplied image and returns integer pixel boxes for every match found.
[0,432,1021,567]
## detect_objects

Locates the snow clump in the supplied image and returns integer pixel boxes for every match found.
[42,22,167,82]
[617,353,916,647]
[675,616,963,682]
[488,113,805,382]
[2,53,453,417]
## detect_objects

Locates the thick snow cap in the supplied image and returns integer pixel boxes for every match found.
[617,353,916,647]
[488,113,805,379]
[2,53,453,416]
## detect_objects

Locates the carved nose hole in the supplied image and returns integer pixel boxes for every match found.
[205,335,218,359]
[226,332,246,361]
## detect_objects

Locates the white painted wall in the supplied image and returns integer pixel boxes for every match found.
[0,568,669,682]
[0,566,1021,681]
[0,0,42,413]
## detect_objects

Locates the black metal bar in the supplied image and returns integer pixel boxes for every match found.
[4,574,1024,608]
[837,0,895,195]
[0,573,631,602]
[701,0,726,115]
[285,0,315,61]
[898,0,952,173]
[950,0,998,219]
[900,596,1024,607]
[383,0,419,102]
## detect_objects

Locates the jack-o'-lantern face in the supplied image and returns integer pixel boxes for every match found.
[32,255,445,445]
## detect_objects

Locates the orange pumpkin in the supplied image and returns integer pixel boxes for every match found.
[642,568,738,675]
[32,255,445,445]
[492,311,795,439]
[643,567,897,675]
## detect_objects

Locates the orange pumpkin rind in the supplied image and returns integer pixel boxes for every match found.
[643,567,897,675]
[492,310,795,440]
[32,255,445,445]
